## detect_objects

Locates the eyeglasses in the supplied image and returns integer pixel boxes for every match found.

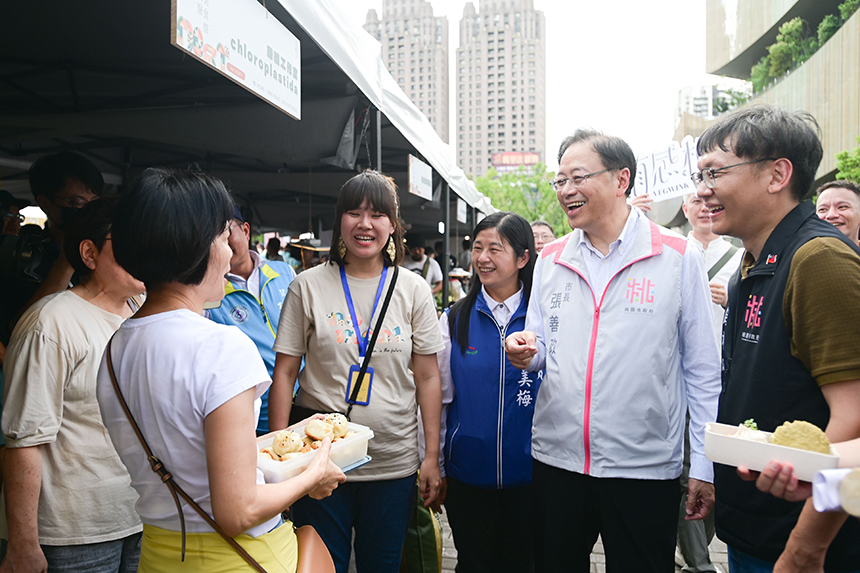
[690,158,777,189]
[3,212,25,223]
[550,168,611,192]
[53,195,92,209]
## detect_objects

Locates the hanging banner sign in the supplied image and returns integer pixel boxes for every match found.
[457,198,467,224]
[171,0,301,119]
[492,151,541,173]
[408,155,433,201]
[632,135,699,202]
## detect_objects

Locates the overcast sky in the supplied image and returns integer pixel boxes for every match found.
[334,0,746,171]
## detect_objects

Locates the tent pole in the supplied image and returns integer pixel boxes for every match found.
[372,108,382,171]
[442,180,450,308]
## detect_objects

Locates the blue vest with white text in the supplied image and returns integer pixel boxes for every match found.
[445,292,542,489]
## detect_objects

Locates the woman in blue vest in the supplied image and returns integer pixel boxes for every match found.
[438,211,542,573]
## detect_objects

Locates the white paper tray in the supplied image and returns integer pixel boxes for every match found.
[705,422,839,482]
[256,421,374,483]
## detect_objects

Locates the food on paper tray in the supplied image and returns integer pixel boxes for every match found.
[260,414,356,463]
[735,424,770,444]
[732,419,830,453]
[705,421,839,482]
[770,420,831,454]
[734,419,769,443]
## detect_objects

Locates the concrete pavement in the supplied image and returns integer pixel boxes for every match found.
[436,510,730,573]
[346,508,731,572]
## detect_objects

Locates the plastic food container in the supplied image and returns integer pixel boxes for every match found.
[705,422,840,482]
[256,421,374,483]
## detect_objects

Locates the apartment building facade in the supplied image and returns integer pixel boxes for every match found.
[455,0,546,177]
[365,0,449,143]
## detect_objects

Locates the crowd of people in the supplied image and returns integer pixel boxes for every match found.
[0,102,859,573]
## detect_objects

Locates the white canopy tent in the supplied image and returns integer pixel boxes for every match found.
[280,0,494,213]
[0,0,494,240]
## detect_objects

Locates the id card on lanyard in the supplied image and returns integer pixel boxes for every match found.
[340,265,388,406]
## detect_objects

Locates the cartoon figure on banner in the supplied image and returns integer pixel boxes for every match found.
[176,16,189,45]
[216,43,230,70]
[178,17,193,48]
[189,27,204,56]
[203,44,217,65]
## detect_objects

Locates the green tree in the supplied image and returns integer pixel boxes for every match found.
[474,164,569,237]
[836,136,860,182]
[750,56,772,93]
[840,0,860,22]
[767,40,793,77]
[818,13,840,45]
[768,18,818,77]
[713,87,750,116]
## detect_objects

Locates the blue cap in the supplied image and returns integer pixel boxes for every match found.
[232,205,244,222]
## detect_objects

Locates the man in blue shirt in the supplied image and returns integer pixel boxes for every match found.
[207,207,297,435]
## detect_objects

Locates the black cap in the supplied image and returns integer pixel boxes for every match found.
[0,190,30,211]
[232,205,244,222]
[404,233,426,249]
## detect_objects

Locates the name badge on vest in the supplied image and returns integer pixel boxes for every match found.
[346,365,374,405]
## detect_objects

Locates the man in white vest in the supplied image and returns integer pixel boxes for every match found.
[683,193,745,340]
[506,129,721,573]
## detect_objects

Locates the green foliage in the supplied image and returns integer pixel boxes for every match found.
[839,0,860,22]
[749,10,843,93]
[800,37,819,64]
[836,136,860,182]
[767,18,817,76]
[713,87,750,116]
[767,40,793,77]
[474,164,569,237]
[750,56,772,93]
[818,13,840,45]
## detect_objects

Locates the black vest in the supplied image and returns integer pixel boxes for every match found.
[715,201,860,567]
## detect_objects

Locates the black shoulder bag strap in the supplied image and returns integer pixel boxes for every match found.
[105,339,267,573]
[708,245,739,281]
[346,266,399,421]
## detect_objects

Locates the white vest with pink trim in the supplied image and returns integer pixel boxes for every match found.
[529,215,691,479]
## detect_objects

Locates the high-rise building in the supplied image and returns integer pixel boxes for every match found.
[675,85,720,127]
[455,0,546,177]
[364,1,449,143]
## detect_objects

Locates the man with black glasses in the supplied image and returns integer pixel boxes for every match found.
[506,128,720,573]
[694,105,860,572]
[1,152,101,346]
[1,191,29,238]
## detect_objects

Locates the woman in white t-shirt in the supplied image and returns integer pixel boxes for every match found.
[269,171,444,573]
[97,168,345,573]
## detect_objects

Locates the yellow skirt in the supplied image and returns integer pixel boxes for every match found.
[138,521,298,572]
